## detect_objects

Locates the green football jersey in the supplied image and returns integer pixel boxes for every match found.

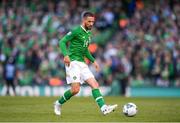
[59,25,95,63]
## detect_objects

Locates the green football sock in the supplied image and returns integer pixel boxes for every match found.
[58,90,73,105]
[92,88,105,108]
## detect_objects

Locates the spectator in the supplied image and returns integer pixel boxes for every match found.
[3,57,17,96]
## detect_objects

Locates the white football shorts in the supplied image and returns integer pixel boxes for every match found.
[65,61,95,84]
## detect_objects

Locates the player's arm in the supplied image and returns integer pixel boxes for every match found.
[59,31,75,66]
[59,31,74,56]
[85,49,100,72]
[85,48,95,63]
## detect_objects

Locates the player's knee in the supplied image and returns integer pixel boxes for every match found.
[92,82,99,89]
[71,86,80,95]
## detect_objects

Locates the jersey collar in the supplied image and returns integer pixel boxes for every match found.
[80,25,89,33]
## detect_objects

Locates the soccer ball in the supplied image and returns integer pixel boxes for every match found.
[123,103,137,117]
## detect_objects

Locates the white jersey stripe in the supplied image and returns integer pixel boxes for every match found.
[95,96,103,101]
[63,95,67,101]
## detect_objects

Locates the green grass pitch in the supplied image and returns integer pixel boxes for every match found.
[0,96,180,122]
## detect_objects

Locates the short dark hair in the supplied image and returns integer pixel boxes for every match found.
[81,11,95,19]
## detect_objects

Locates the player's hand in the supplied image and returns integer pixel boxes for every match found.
[64,55,71,67]
[93,61,100,72]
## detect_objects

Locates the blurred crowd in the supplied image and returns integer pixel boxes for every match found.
[0,0,179,91]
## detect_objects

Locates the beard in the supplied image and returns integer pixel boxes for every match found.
[85,25,93,30]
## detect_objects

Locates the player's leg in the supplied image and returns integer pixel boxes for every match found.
[85,78,105,108]
[58,83,80,104]
[86,78,118,115]
[54,83,80,115]
[54,61,81,115]
[81,62,117,115]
